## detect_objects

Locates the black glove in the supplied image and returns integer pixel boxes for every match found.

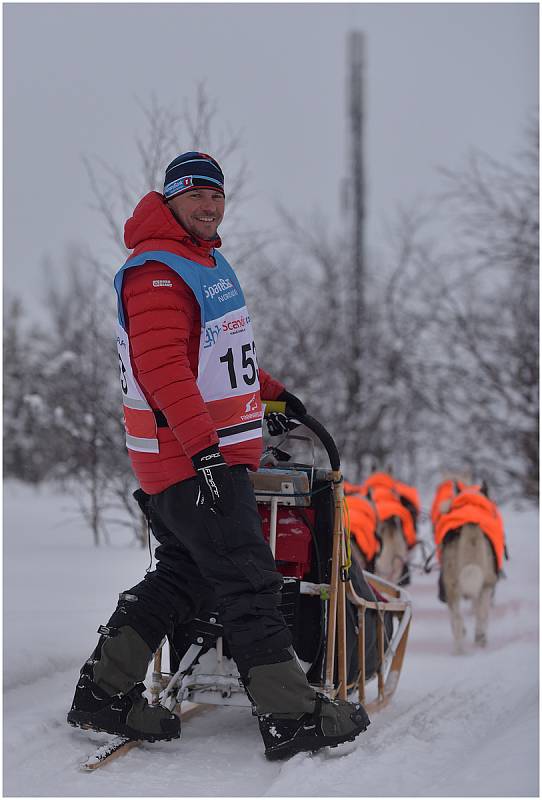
[277,390,307,419]
[266,390,307,437]
[191,444,235,516]
[266,411,298,437]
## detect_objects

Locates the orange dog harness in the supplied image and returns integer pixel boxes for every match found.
[433,486,506,570]
[360,472,417,548]
[344,491,379,562]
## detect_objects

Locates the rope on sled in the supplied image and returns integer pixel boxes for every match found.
[341,499,352,581]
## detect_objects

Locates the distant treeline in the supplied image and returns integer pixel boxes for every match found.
[4,94,538,544]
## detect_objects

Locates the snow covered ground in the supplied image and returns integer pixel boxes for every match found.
[3,480,539,797]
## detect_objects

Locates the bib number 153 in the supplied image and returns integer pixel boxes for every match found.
[219,342,257,389]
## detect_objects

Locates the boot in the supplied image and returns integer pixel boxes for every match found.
[246,657,370,760]
[67,626,180,742]
[258,693,370,761]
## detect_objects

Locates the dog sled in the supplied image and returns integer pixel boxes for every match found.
[82,406,412,769]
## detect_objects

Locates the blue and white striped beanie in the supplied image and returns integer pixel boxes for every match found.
[163,152,225,200]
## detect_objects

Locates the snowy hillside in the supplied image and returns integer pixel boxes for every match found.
[3,480,539,796]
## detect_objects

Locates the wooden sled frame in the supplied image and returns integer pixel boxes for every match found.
[325,466,412,711]
[150,412,412,717]
[347,572,411,711]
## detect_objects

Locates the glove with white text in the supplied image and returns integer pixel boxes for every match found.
[266,390,307,437]
[191,444,236,517]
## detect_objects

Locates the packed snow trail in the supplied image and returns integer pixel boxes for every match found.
[3,481,538,796]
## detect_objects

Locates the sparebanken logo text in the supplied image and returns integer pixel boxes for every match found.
[204,278,235,299]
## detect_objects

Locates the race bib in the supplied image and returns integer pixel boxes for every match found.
[114,250,263,452]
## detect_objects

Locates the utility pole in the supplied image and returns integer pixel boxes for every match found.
[345,30,366,475]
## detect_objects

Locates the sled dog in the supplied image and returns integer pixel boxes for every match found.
[374,517,408,586]
[441,522,498,653]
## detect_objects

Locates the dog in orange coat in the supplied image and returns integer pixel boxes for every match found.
[360,472,419,586]
[433,480,503,653]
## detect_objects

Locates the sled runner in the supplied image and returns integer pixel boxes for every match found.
[81,407,411,769]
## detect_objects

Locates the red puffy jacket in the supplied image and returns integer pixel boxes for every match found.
[120,191,285,494]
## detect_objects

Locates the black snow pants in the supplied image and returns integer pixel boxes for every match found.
[105,466,293,678]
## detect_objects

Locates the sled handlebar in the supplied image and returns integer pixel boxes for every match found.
[264,401,341,472]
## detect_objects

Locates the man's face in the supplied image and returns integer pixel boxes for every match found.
[167,188,225,240]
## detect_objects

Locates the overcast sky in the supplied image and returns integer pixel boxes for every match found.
[4,3,538,317]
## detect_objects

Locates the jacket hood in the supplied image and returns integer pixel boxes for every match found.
[124,191,221,254]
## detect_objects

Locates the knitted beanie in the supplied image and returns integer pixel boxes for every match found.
[163,151,225,199]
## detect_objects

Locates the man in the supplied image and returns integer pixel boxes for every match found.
[67,152,369,760]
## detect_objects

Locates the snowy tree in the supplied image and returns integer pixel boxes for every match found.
[83,84,254,264]
[247,121,538,500]
[440,131,538,498]
[245,208,426,483]
[3,296,50,483]
[24,247,127,544]
[10,89,536,552]
[380,122,539,500]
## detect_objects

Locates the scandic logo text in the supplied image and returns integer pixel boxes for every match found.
[222,314,250,332]
[203,315,251,348]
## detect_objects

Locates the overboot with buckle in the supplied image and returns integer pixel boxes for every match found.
[67,625,180,742]
[246,656,370,760]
